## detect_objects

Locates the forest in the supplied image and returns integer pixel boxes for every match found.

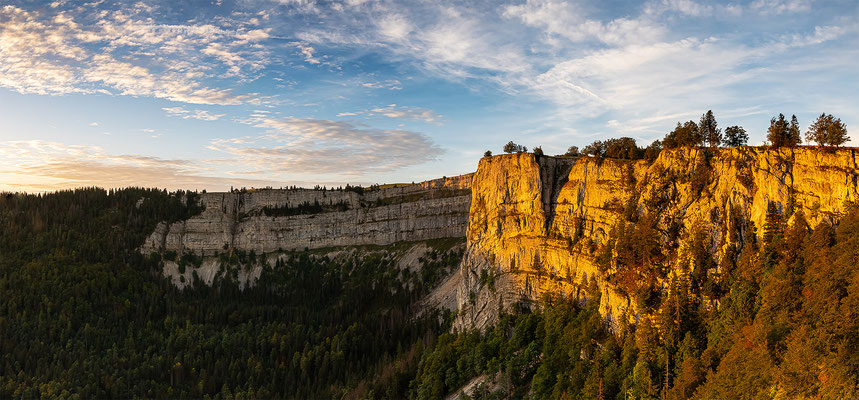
[0,188,459,398]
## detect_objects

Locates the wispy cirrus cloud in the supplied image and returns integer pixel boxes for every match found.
[288,0,857,141]
[527,23,854,121]
[502,0,666,46]
[295,3,531,82]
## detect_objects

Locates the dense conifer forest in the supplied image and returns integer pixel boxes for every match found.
[0,188,457,398]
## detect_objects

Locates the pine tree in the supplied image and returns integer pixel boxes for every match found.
[767,114,790,148]
[699,110,722,147]
[788,114,802,146]
[763,201,783,246]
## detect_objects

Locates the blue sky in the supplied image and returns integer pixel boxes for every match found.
[1,0,857,192]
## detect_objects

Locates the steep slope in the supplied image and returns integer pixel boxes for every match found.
[455,148,859,330]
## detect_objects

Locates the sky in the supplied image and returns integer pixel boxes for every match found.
[1,0,857,192]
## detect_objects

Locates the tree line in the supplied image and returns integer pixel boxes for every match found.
[486,111,849,160]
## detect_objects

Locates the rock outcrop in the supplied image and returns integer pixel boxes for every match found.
[455,148,859,330]
[141,174,472,255]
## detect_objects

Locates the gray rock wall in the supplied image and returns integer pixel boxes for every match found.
[141,174,473,255]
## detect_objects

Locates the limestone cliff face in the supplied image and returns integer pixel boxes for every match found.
[141,148,859,325]
[141,174,472,255]
[455,148,859,330]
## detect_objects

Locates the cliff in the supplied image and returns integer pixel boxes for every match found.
[140,147,859,328]
[455,147,859,330]
[141,174,472,256]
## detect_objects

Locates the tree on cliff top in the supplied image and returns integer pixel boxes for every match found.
[699,110,722,147]
[503,141,528,153]
[644,140,662,161]
[663,120,702,149]
[582,137,643,159]
[724,126,748,147]
[806,113,849,147]
[582,140,605,157]
[789,114,802,145]
[767,114,802,148]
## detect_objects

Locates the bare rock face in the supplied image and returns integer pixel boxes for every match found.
[141,174,473,255]
[455,148,859,331]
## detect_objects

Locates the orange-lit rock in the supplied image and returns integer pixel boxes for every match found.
[455,148,859,330]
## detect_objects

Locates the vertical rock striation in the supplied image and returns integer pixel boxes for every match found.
[455,148,859,330]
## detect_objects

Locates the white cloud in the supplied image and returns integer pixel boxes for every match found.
[361,80,402,90]
[663,0,712,16]
[296,3,531,82]
[334,104,442,123]
[163,106,226,121]
[524,37,764,122]
[503,0,666,46]
[289,41,329,66]
[3,0,855,181]
[645,0,810,17]
[643,0,713,16]
[212,115,443,178]
[0,5,270,105]
[369,104,442,123]
[376,13,412,41]
[89,122,99,126]
[751,0,812,14]
[520,22,854,134]
[779,24,850,48]
[289,1,854,140]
